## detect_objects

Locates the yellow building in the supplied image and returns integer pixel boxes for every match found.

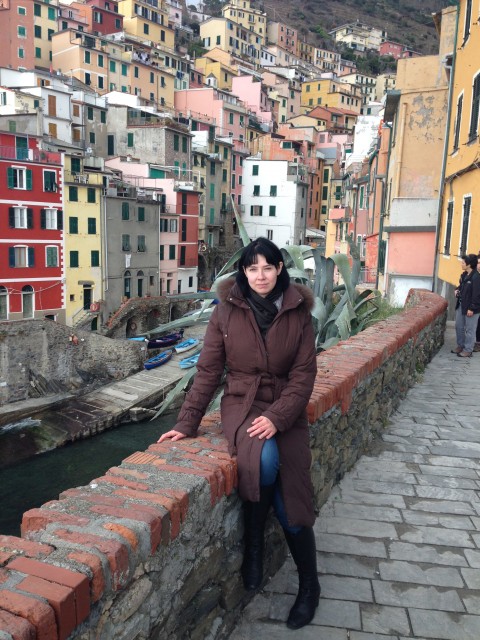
[34,0,59,71]
[436,0,480,306]
[118,0,174,50]
[64,156,105,329]
[301,77,362,113]
[200,17,259,62]
[222,0,266,47]
[195,55,237,91]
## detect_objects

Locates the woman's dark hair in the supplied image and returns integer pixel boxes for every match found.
[462,254,478,270]
[236,237,290,295]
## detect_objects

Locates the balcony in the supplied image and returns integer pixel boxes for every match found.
[0,146,61,165]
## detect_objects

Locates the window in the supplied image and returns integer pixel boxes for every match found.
[270,185,277,197]
[9,246,33,267]
[444,201,454,256]
[9,207,32,229]
[250,205,263,216]
[34,3,41,16]
[169,245,176,259]
[18,6,26,15]
[46,246,58,267]
[210,161,216,176]
[169,219,177,233]
[127,132,134,147]
[44,170,57,192]
[70,251,79,268]
[180,246,186,265]
[122,63,127,77]
[109,60,116,72]
[48,6,55,20]
[173,134,179,151]
[89,132,95,144]
[69,186,78,202]
[87,106,94,120]
[138,235,146,252]
[469,74,480,141]
[160,245,164,260]
[209,184,215,200]
[91,250,100,267]
[229,112,234,125]
[93,10,103,23]
[84,50,91,64]
[98,55,104,68]
[71,157,81,173]
[18,26,26,38]
[222,169,227,182]
[22,285,34,318]
[69,217,78,234]
[100,110,106,124]
[253,185,260,196]
[144,23,149,34]
[34,25,41,38]
[7,167,32,190]
[459,195,471,254]
[181,219,187,241]
[87,218,96,234]
[122,202,130,220]
[252,164,259,176]
[267,229,273,241]
[463,0,472,42]
[87,188,96,203]
[182,137,187,153]
[41,208,62,230]
[122,234,131,251]
[269,205,276,217]
[322,186,328,200]
[138,207,145,222]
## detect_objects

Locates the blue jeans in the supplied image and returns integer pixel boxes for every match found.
[455,307,480,353]
[260,437,301,534]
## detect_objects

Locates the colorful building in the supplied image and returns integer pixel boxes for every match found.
[0,132,64,322]
[436,0,480,311]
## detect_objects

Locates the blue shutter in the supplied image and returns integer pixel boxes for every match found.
[9,208,15,228]
[27,208,34,229]
[28,247,35,267]
[9,248,15,267]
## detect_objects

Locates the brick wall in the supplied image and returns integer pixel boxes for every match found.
[0,290,448,639]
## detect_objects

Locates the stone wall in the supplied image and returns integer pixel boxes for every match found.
[0,320,144,405]
[0,290,448,640]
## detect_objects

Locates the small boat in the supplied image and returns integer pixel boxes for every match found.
[146,330,184,350]
[179,352,201,369]
[144,349,173,370]
[174,338,200,354]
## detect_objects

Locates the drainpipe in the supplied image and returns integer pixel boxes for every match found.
[432,2,460,293]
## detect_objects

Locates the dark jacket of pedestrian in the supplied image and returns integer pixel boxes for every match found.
[174,278,318,527]
[455,269,480,315]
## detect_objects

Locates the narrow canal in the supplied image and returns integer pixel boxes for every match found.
[0,413,177,537]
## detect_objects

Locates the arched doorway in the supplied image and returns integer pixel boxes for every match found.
[22,285,34,319]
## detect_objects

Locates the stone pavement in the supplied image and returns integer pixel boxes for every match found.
[229,321,480,640]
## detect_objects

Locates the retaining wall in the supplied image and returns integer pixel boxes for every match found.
[0,290,448,640]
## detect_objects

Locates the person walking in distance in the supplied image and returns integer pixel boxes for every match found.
[452,253,480,358]
[475,250,480,352]
[158,238,320,630]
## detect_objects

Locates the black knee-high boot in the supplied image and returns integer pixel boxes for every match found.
[284,527,321,629]
[241,484,275,591]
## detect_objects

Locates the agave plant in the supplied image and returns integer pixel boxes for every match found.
[150,207,380,419]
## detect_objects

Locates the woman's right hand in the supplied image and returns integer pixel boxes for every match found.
[157,429,187,443]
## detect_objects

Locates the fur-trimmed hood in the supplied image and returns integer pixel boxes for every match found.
[215,277,315,312]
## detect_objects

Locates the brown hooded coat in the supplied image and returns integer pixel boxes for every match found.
[174,278,318,527]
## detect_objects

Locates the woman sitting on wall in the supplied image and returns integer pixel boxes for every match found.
[158,237,320,630]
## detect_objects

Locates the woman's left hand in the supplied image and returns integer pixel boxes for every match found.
[247,416,277,440]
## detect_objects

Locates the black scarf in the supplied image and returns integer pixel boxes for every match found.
[247,283,283,336]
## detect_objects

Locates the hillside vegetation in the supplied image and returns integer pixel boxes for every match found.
[197,0,455,56]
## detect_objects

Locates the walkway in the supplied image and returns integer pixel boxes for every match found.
[230,321,480,640]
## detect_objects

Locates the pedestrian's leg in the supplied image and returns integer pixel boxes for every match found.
[283,527,320,629]
[454,307,465,352]
[462,313,480,354]
[475,314,480,351]
[241,438,277,590]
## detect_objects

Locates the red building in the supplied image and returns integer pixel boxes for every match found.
[70,0,123,36]
[0,132,64,322]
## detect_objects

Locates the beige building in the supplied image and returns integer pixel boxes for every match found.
[118,0,173,48]
[374,73,396,102]
[267,22,297,54]
[314,47,341,74]
[329,22,386,53]
[195,54,238,91]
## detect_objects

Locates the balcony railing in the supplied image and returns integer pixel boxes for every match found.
[0,146,61,164]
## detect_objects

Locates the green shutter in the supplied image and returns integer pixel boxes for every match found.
[7,167,14,189]
[26,170,33,190]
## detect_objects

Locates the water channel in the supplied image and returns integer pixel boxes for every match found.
[0,413,177,537]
